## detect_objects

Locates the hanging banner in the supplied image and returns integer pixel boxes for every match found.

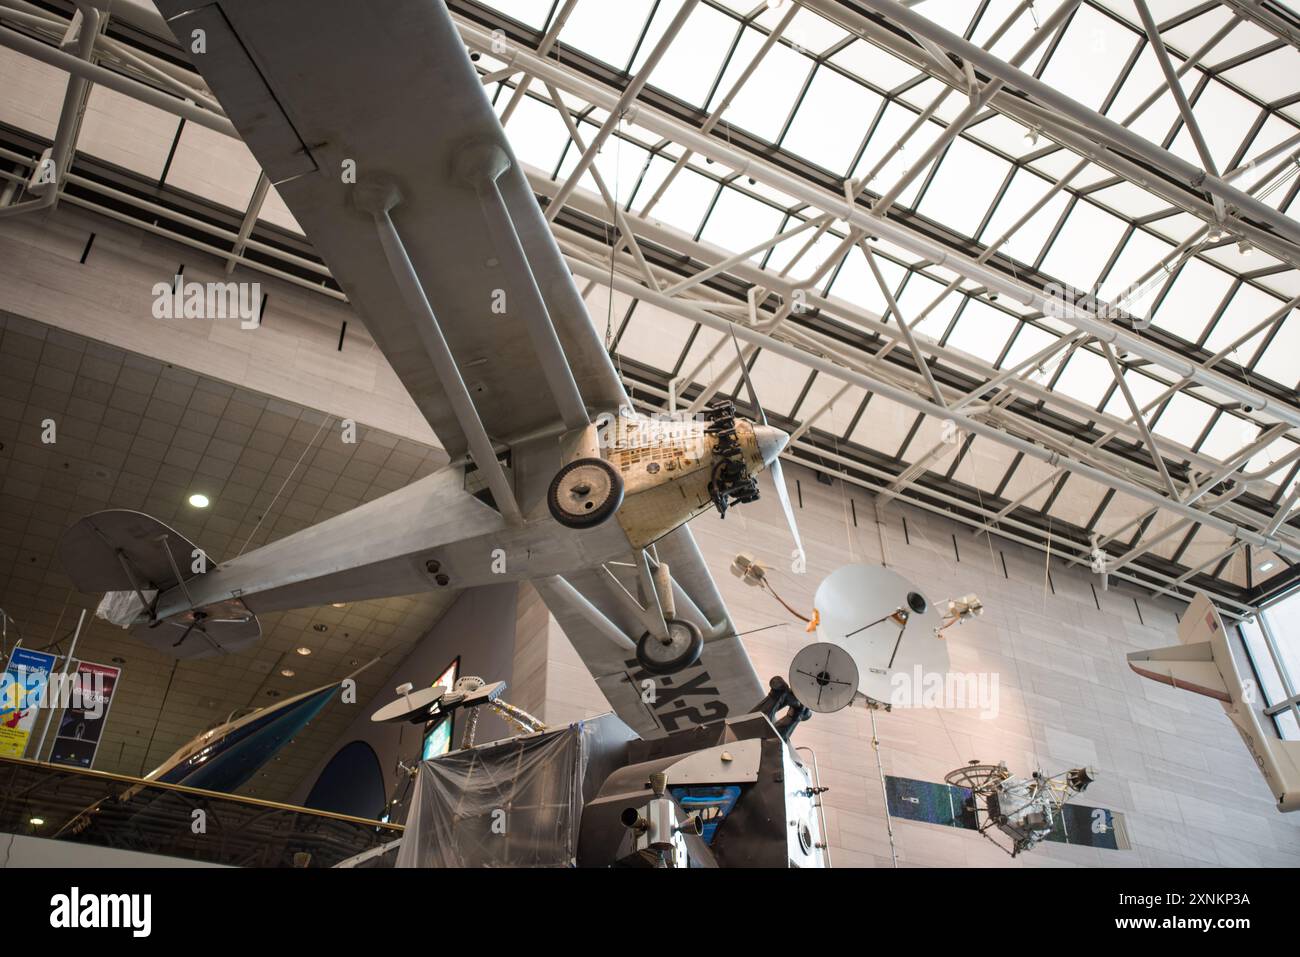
[48,661,121,770]
[0,648,58,758]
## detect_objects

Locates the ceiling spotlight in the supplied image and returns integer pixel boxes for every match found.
[331,602,348,608]
[29,817,44,826]
[296,646,313,656]
[280,668,296,677]
[188,493,210,508]
[1258,560,1277,573]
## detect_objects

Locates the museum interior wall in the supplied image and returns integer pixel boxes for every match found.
[3,207,1299,867]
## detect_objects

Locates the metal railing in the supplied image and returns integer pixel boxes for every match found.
[0,755,401,868]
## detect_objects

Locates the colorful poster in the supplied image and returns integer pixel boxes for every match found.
[421,657,459,761]
[48,660,121,770]
[0,648,58,758]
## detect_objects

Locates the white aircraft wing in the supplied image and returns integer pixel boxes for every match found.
[1128,593,1300,812]
[152,0,625,457]
[149,0,765,732]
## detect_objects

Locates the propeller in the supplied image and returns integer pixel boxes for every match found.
[729,328,806,569]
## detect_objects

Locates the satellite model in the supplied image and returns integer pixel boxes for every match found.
[944,760,1096,857]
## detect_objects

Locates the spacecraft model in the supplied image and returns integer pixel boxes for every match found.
[944,760,1097,857]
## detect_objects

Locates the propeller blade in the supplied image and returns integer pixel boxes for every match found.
[729,326,767,425]
[769,452,805,566]
[729,327,804,565]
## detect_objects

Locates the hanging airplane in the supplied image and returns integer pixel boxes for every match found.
[56,0,807,741]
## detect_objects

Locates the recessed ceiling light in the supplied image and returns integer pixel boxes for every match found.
[280,668,295,678]
[1258,560,1277,573]
[331,602,348,608]
[312,623,328,633]
[296,646,312,656]
[29,817,44,826]
[188,493,210,508]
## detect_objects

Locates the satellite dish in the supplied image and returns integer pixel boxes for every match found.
[789,643,858,713]
[812,564,950,707]
[370,684,447,724]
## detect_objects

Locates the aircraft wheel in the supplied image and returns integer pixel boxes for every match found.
[636,618,704,675]
[548,457,624,529]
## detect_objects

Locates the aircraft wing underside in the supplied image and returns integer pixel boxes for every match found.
[151,0,627,459]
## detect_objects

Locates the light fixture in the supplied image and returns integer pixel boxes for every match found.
[331,602,348,608]
[29,817,44,826]
[188,493,210,508]
[1258,560,1277,573]
[296,646,312,656]
[280,668,295,678]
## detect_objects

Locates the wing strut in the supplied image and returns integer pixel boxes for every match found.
[464,143,591,434]
[358,180,522,524]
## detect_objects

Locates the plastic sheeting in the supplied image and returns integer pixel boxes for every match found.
[395,723,587,868]
[96,589,155,627]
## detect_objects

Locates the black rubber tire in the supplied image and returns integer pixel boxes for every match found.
[547,457,624,529]
[636,618,704,675]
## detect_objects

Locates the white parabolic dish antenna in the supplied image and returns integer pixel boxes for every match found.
[812,564,951,707]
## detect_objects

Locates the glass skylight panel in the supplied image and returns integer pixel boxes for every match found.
[1036,5,1138,114]
[915,138,1011,239]
[640,1,736,108]
[1253,311,1300,389]
[1049,346,1112,408]
[1102,47,1182,140]
[638,164,717,236]
[998,322,1058,371]
[1101,369,1167,420]
[943,297,1016,363]
[852,102,945,210]
[829,39,922,92]
[848,392,915,452]
[1246,436,1300,486]
[1161,8,1276,67]
[1091,180,1176,220]
[500,94,570,174]
[586,134,652,208]
[1146,210,1207,245]
[754,7,848,57]
[259,185,304,235]
[1202,282,1284,358]
[976,168,1071,265]
[697,186,786,261]
[965,113,1041,158]
[745,350,815,418]
[781,66,880,176]
[559,0,655,71]
[895,273,962,341]
[485,0,555,30]
[1197,413,1258,464]
[1149,257,1236,344]
[718,30,813,143]
[824,248,893,318]
[614,301,696,373]
[1223,46,1300,104]
[1039,201,1129,293]
[1168,80,1261,174]
[1150,390,1215,449]
[795,375,867,438]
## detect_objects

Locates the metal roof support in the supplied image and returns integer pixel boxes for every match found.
[460,16,1300,428]
[544,0,698,223]
[839,0,1300,253]
[568,254,1300,561]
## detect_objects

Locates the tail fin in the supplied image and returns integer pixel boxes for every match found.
[1128,593,1300,812]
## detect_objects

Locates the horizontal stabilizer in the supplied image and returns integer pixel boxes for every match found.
[1126,641,1230,702]
[1129,593,1300,813]
[58,509,208,593]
